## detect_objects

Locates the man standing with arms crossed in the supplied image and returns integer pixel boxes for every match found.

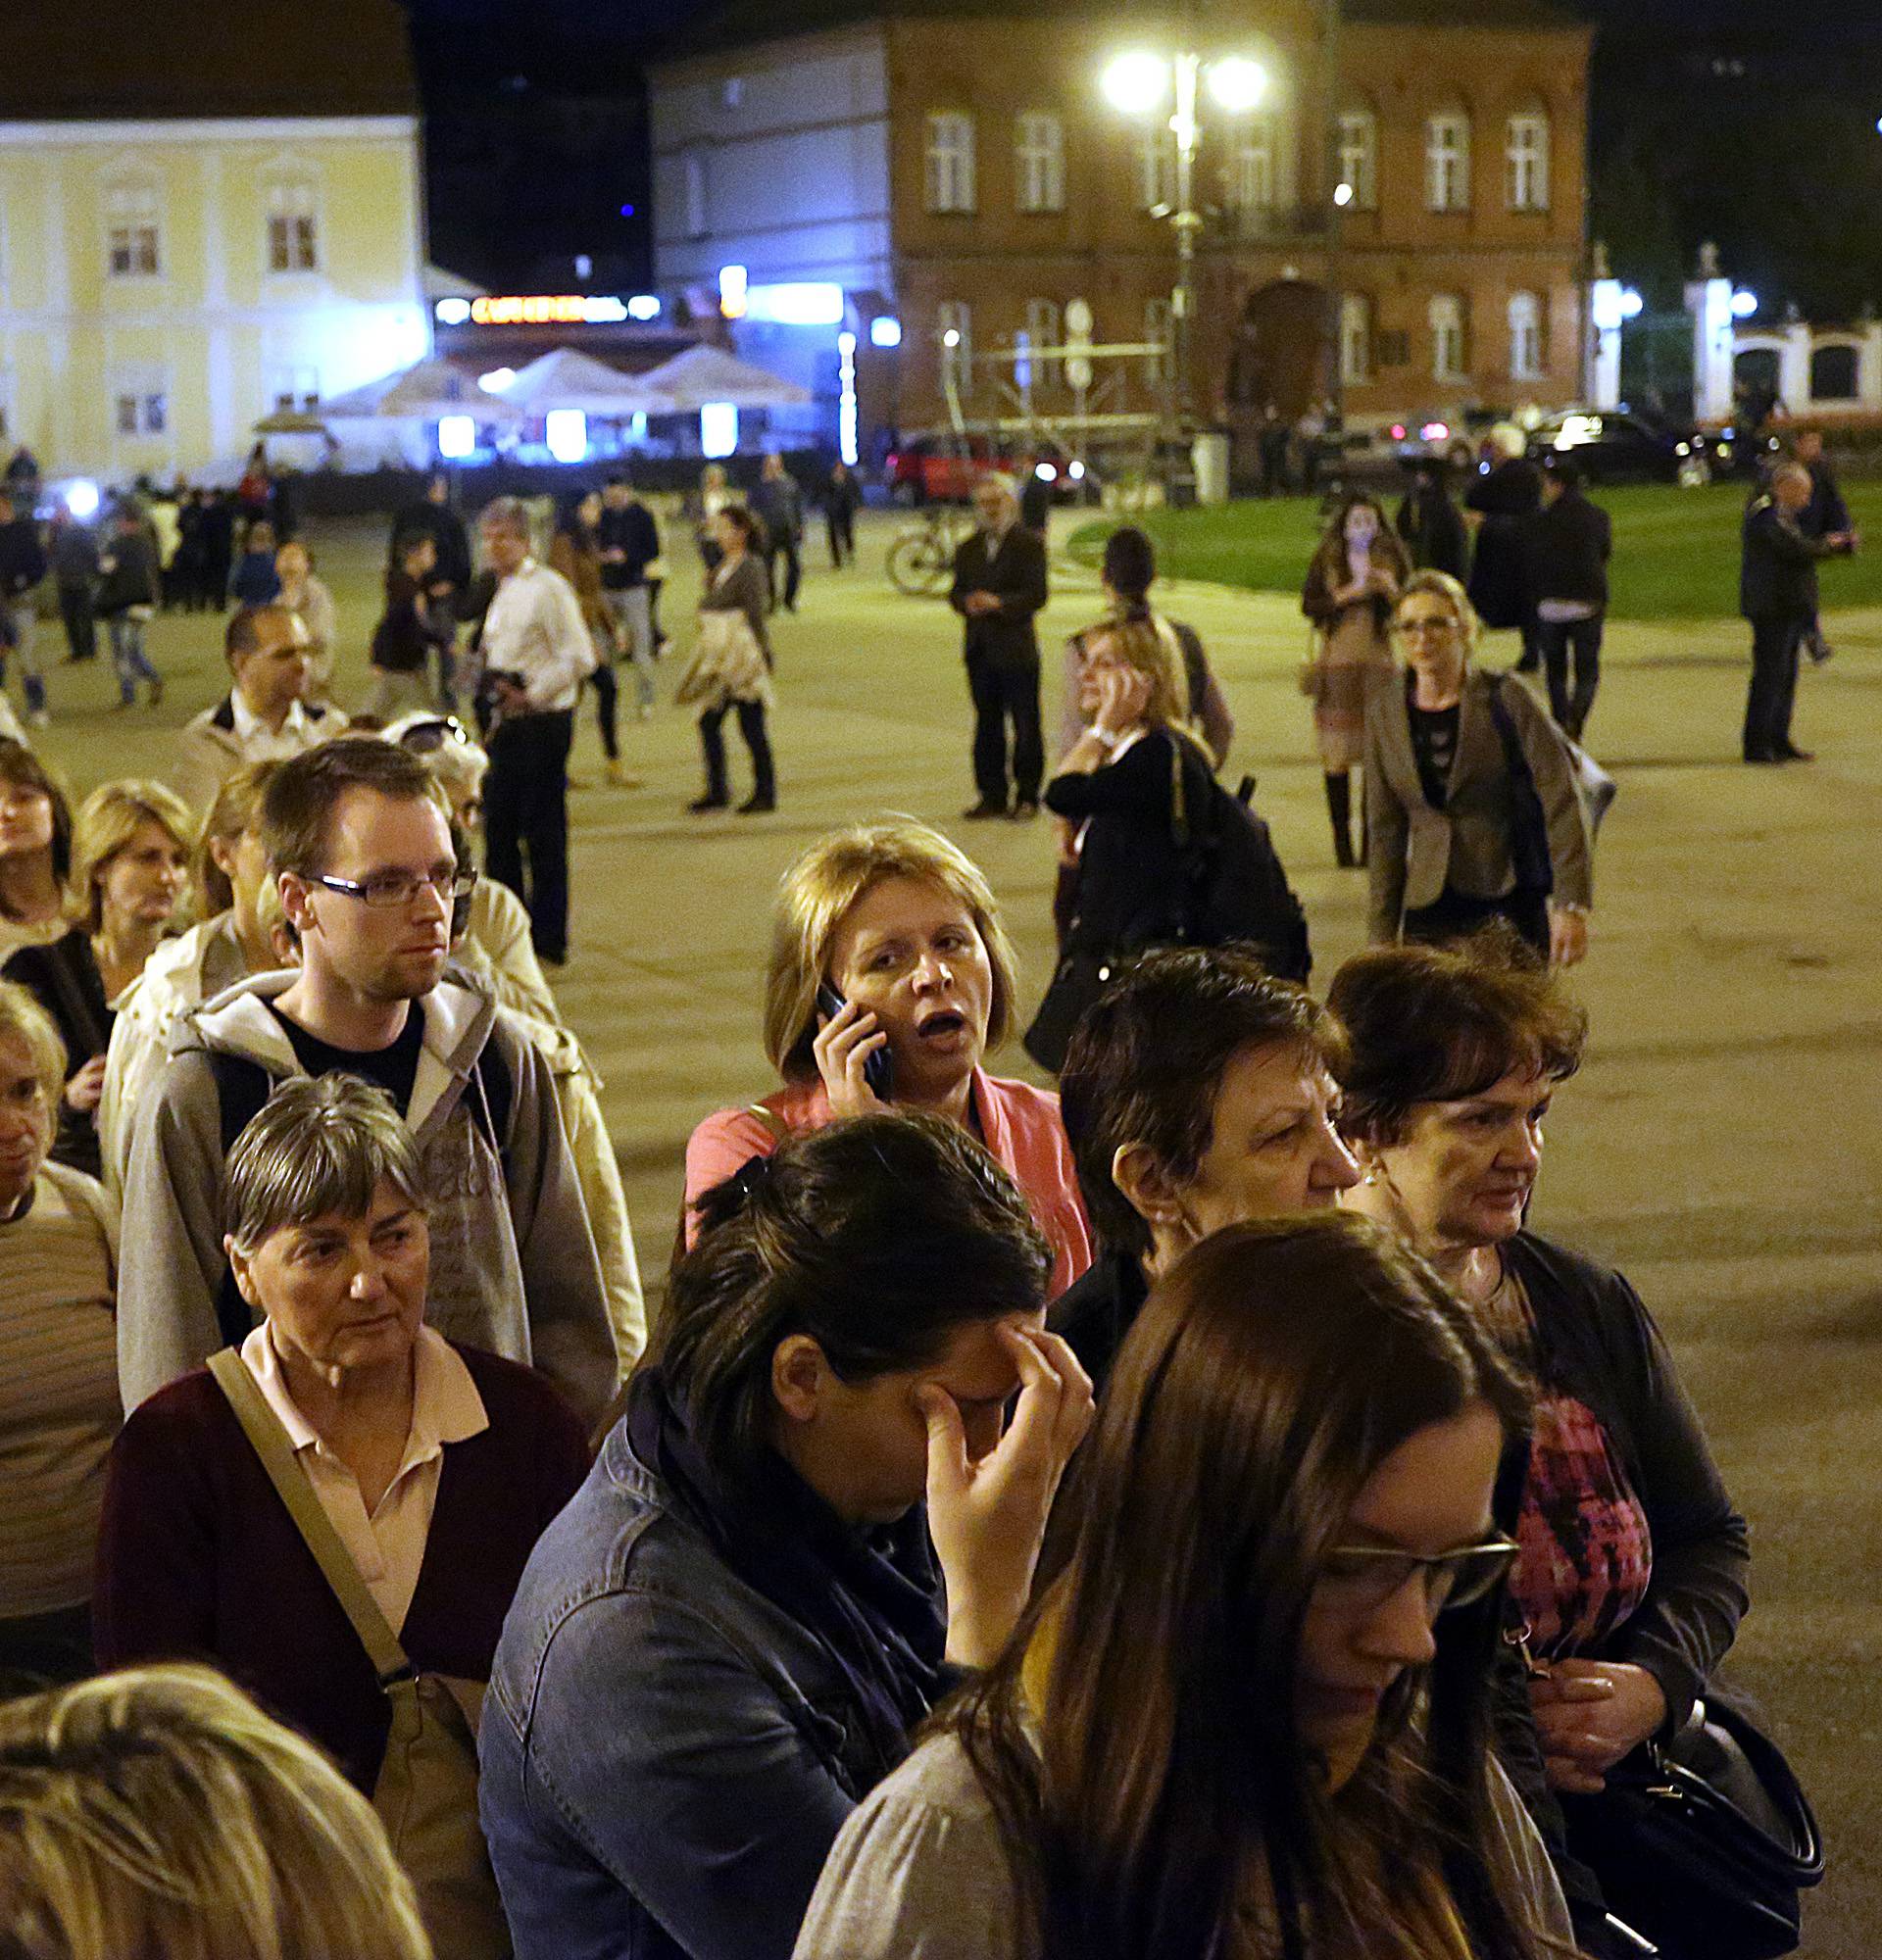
[476,498,595,966]
[950,473,1049,820]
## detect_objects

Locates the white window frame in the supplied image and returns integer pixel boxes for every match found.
[937,301,972,394]
[1340,294,1372,387]
[1506,112,1550,213]
[1233,115,1277,211]
[1424,113,1471,213]
[104,177,163,280]
[1509,291,1545,382]
[1023,298,1062,387]
[1337,108,1377,211]
[1135,127,1176,212]
[264,176,321,274]
[1015,112,1065,214]
[269,364,322,413]
[683,153,708,239]
[925,112,976,214]
[1430,294,1467,381]
[111,364,170,439]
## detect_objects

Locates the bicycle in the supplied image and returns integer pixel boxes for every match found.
[886,507,972,598]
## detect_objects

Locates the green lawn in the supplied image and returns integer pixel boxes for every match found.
[1066,480,1882,622]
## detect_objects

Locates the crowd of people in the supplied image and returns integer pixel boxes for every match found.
[0,438,1819,1960]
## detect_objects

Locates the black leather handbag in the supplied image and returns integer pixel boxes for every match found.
[1565,1692,1825,1960]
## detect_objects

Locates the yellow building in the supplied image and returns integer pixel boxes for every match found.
[0,0,428,481]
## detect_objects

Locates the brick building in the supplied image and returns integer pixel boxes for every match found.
[652,0,1592,468]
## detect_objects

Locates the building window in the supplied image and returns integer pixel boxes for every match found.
[1015,113,1065,213]
[1509,291,1545,381]
[1136,127,1176,212]
[1506,112,1550,212]
[1430,293,1467,381]
[105,180,162,279]
[1232,115,1277,211]
[937,301,972,393]
[271,366,322,413]
[1337,108,1377,211]
[1811,343,1860,401]
[114,387,167,436]
[1341,294,1371,386]
[683,153,708,239]
[1023,298,1062,387]
[1376,328,1411,368]
[1144,297,1173,387]
[265,178,320,272]
[1424,113,1470,213]
[925,112,976,213]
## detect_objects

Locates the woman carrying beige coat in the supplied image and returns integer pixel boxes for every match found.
[1301,495,1409,868]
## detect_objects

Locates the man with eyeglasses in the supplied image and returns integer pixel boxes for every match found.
[118,739,617,1421]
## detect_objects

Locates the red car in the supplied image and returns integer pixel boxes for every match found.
[886,433,1079,505]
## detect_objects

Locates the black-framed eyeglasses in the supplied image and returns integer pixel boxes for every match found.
[313,868,477,910]
[1316,1537,1519,1615]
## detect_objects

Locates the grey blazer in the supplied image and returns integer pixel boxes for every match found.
[1363,665,1592,943]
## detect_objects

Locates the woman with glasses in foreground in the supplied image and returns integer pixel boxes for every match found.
[1363,571,1591,966]
[796,1212,1574,1960]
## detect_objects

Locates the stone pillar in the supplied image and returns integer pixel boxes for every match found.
[1860,322,1882,412]
[1685,276,1734,421]
[1778,322,1811,414]
[1588,279,1623,410]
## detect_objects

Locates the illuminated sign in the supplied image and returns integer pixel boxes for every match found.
[744,281,844,327]
[546,410,589,463]
[437,416,477,459]
[436,295,635,326]
[718,265,749,320]
[701,401,739,458]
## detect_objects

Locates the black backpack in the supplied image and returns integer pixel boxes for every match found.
[1168,755,1312,984]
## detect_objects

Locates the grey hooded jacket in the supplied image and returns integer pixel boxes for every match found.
[118,970,617,1420]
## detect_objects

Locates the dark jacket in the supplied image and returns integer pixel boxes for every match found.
[1800,459,1850,539]
[227,551,280,608]
[751,473,805,546]
[1048,1246,1149,1394]
[51,523,99,588]
[372,567,451,672]
[950,523,1049,665]
[391,500,472,593]
[1465,459,1543,630]
[481,1421,933,1960]
[1396,482,1469,579]
[1739,497,1845,620]
[0,516,47,600]
[1523,487,1612,609]
[94,1344,589,1795]
[3,929,111,1180]
[95,530,159,615]
[1045,728,1217,962]
[596,500,661,590]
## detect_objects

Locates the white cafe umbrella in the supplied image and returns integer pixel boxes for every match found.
[319,358,526,423]
[494,348,677,417]
[633,343,812,412]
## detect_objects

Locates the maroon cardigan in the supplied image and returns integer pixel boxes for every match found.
[94,1344,590,1793]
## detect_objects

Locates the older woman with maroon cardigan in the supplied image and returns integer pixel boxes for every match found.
[94,1073,588,1798]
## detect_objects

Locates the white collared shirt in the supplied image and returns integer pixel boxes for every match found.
[230,689,320,763]
[479,557,596,712]
[240,1321,489,1635]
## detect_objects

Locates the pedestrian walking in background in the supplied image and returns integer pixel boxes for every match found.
[96,501,163,713]
[50,508,99,665]
[227,519,281,609]
[476,497,596,964]
[1395,456,1469,578]
[273,539,336,702]
[1791,427,1856,665]
[1257,402,1291,496]
[1525,456,1612,741]
[1363,572,1592,963]
[200,491,236,612]
[597,473,662,739]
[681,504,776,813]
[144,484,181,606]
[1465,427,1544,672]
[368,533,451,723]
[171,488,207,611]
[823,459,861,565]
[389,471,471,707]
[1739,461,1854,764]
[753,452,806,612]
[551,491,641,789]
[950,473,1049,820]
[0,487,49,725]
[694,463,734,573]
[1018,459,1053,536]
[1301,494,1408,868]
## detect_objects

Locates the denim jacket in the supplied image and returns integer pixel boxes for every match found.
[481,1421,911,1960]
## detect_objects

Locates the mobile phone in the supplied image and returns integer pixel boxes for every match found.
[815,981,894,1102]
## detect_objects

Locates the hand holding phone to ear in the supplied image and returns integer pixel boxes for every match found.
[814,983,894,1115]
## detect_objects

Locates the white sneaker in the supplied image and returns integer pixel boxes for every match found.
[26,709,50,729]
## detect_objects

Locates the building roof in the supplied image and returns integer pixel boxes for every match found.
[0,0,420,122]
[663,0,1587,61]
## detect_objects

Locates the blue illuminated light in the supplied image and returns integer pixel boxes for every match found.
[869,316,903,349]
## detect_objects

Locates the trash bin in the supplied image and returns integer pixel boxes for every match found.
[1191,429,1231,506]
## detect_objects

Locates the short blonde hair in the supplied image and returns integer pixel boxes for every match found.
[71,780,193,935]
[764,818,1018,1080]
[0,1664,431,1960]
[1395,569,1483,658]
[0,978,67,1106]
[1084,616,1191,733]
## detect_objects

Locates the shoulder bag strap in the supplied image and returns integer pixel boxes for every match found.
[1486,677,1533,787]
[206,1348,413,1689]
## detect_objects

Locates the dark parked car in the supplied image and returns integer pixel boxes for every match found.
[1525,409,1739,487]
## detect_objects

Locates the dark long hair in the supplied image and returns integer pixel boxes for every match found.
[951,1213,1550,1960]
[1303,494,1411,627]
[0,740,74,913]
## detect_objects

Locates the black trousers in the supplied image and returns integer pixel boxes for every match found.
[58,584,96,662]
[590,662,619,760]
[485,708,573,961]
[1743,614,1804,759]
[1403,885,1550,959]
[699,699,774,802]
[1537,612,1604,740]
[966,650,1043,808]
[827,508,855,565]
[768,538,802,610]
